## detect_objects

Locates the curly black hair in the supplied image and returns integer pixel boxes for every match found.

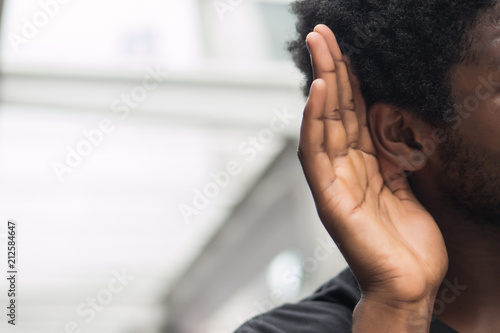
[288,0,498,125]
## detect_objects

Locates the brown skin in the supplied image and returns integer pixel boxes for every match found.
[301,12,500,333]
[301,25,447,333]
[412,10,500,332]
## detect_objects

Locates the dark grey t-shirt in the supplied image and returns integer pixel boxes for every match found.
[235,268,458,333]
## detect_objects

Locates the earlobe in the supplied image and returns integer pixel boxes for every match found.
[368,103,430,173]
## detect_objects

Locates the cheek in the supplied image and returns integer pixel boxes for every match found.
[459,97,500,154]
[487,95,500,120]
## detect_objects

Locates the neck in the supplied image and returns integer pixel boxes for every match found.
[411,176,500,332]
[435,216,500,332]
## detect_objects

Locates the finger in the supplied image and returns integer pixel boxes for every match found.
[335,59,359,148]
[313,24,342,59]
[347,63,376,155]
[306,30,340,121]
[314,24,359,149]
[306,31,347,157]
[314,24,376,156]
[298,79,340,195]
[299,79,326,156]
[307,30,336,82]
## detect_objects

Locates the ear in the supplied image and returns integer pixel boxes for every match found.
[368,103,434,173]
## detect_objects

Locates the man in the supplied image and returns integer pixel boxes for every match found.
[236,0,500,332]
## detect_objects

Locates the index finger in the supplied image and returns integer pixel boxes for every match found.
[313,25,358,149]
[306,31,347,157]
[314,24,375,155]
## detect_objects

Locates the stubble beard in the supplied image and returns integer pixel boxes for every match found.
[437,128,500,230]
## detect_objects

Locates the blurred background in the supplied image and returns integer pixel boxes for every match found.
[0,0,347,332]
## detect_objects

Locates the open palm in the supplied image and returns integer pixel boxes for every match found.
[298,24,448,306]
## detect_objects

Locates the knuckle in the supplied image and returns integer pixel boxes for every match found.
[341,100,355,112]
[323,111,342,121]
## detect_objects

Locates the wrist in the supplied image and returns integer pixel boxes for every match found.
[353,296,435,333]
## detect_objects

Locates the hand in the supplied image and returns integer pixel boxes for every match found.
[298,24,448,308]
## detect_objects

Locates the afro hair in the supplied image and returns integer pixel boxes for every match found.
[288,0,498,125]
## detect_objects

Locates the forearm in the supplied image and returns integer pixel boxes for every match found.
[352,297,435,333]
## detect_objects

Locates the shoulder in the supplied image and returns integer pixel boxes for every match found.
[234,267,361,333]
